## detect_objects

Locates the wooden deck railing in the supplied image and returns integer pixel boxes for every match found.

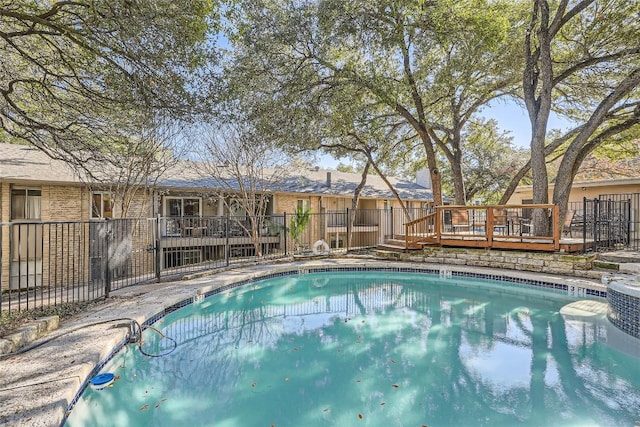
[405,211,439,249]
[404,204,560,251]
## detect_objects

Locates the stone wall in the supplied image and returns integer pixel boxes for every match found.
[376,247,602,279]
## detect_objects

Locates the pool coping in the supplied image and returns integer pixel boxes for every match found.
[0,258,608,427]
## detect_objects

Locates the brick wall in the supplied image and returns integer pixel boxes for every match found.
[43,185,86,220]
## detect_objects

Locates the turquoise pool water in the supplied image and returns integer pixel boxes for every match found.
[66,271,640,426]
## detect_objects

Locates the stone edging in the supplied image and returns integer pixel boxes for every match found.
[376,247,603,279]
[0,315,59,355]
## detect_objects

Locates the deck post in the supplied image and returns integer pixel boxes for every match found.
[404,221,408,250]
[486,207,494,245]
[552,205,560,250]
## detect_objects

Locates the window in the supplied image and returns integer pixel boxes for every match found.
[164,197,201,217]
[297,199,311,212]
[11,188,41,220]
[229,199,246,217]
[91,192,113,219]
[330,234,346,249]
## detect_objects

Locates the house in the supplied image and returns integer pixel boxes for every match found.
[507,177,640,247]
[0,143,433,290]
[507,177,640,206]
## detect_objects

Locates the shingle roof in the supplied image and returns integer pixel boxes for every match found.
[158,161,433,201]
[0,143,80,184]
[0,143,433,201]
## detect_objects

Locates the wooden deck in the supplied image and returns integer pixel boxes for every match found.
[380,204,589,253]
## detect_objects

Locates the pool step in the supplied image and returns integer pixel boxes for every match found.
[595,251,640,275]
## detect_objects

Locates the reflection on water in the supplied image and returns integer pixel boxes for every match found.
[66,272,640,427]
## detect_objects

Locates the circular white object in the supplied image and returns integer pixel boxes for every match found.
[312,240,330,255]
[89,372,115,390]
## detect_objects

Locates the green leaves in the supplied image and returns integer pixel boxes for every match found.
[289,205,312,246]
[1,0,220,173]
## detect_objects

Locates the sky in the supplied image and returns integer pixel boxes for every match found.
[318,99,575,169]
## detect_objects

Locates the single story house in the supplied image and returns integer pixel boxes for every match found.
[0,143,433,290]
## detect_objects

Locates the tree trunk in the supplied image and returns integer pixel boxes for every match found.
[525,0,554,235]
[450,140,466,205]
[249,217,263,257]
[420,134,443,206]
[348,162,371,249]
[362,150,413,220]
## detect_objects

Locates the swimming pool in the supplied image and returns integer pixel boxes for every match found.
[65,270,640,426]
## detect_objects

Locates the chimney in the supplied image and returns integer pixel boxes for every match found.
[326,171,332,188]
[416,167,431,189]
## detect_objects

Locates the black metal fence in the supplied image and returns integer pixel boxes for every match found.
[0,208,423,314]
[8,198,635,314]
[567,195,639,252]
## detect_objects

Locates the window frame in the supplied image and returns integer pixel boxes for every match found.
[163,196,202,217]
[297,198,311,212]
[10,187,42,221]
[91,192,113,219]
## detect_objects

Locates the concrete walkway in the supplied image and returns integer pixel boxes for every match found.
[0,258,607,427]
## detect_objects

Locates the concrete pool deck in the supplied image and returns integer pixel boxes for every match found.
[0,258,610,427]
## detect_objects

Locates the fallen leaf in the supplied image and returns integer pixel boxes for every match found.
[358,413,364,420]
[285,376,290,382]
[323,408,329,412]
[251,382,256,388]
[155,404,160,409]
[380,402,386,406]
[140,405,149,411]
[391,384,399,388]
[161,398,168,402]
[390,359,397,364]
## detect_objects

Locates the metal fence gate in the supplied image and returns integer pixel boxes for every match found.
[598,193,640,250]
[568,194,639,252]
